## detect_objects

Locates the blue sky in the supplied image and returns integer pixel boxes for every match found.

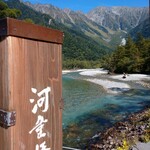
[23,0,149,13]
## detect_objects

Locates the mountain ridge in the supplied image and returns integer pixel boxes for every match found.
[24,1,149,31]
[87,6,149,31]
[24,1,149,49]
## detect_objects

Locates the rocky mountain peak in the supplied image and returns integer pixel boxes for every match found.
[87,6,149,31]
[63,8,72,14]
[22,1,149,49]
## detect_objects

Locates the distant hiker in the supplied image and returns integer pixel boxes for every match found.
[122,72,126,79]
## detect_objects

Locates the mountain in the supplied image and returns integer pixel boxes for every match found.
[4,0,109,63]
[23,2,149,47]
[25,3,149,33]
[24,2,117,48]
[24,2,109,35]
[87,7,149,31]
[130,18,150,39]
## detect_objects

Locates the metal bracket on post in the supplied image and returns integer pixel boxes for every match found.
[0,109,16,128]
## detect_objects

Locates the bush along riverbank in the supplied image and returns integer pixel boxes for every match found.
[88,107,150,150]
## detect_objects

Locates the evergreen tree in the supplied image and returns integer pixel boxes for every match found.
[101,35,150,74]
[0,1,21,19]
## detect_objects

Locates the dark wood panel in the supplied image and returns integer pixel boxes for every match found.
[0,18,63,44]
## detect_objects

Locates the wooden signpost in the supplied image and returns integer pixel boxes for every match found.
[0,18,63,150]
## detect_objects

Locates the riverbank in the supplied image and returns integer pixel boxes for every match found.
[78,69,150,94]
[88,107,150,150]
[85,78,130,94]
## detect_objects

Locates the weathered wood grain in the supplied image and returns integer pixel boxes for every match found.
[0,18,63,150]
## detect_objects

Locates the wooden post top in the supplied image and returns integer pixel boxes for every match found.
[0,17,63,44]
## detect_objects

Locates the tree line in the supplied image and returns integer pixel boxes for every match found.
[63,59,101,69]
[101,34,150,74]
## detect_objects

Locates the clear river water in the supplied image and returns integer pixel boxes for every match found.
[62,71,150,149]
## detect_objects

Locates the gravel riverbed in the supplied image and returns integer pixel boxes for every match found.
[88,108,150,150]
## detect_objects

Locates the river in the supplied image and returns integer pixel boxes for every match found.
[62,70,150,149]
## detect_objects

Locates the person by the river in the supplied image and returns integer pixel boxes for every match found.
[122,72,126,79]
